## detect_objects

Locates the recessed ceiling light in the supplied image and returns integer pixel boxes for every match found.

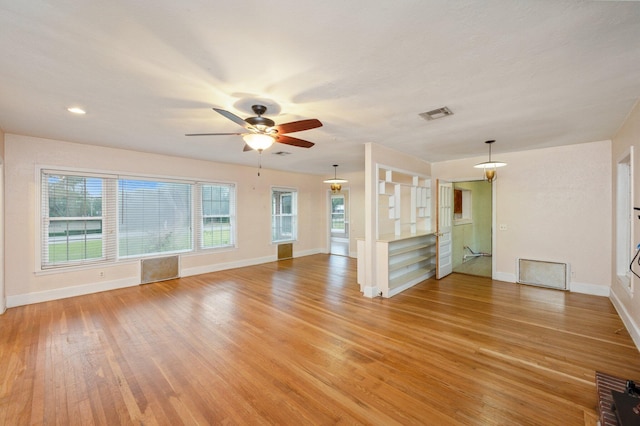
[67,107,86,115]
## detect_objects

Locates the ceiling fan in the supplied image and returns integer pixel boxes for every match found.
[186,104,322,152]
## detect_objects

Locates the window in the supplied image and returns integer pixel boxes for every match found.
[40,169,238,270]
[453,187,472,224]
[616,148,634,294]
[118,179,192,258]
[331,194,345,233]
[41,172,108,267]
[272,188,297,242]
[199,183,236,249]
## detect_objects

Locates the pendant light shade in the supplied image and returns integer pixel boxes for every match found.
[473,140,506,182]
[323,164,348,193]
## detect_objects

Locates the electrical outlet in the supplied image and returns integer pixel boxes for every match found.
[99,271,104,278]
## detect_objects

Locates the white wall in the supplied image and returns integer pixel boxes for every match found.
[611,100,640,348]
[5,134,328,307]
[432,140,612,296]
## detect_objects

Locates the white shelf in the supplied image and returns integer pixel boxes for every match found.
[376,233,436,297]
[377,165,431,238]
[389,267,436,288]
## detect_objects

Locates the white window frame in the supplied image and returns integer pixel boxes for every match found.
[40,169,117,269]
[272,187,298,243]
[37,166,239,272]
[616,147,634,295]
[330,194,346,233]
[197,182,237,250]
[116,177,194,259]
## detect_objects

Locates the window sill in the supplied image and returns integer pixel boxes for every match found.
[454,219,473,226]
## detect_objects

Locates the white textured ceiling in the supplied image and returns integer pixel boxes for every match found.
[1,1,639,175]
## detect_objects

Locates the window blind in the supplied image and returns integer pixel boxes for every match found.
[118,178,192,258]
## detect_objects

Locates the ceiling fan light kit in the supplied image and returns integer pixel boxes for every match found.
[473,140,506,183]
[187,103,322,153]
[324,164,348,193]
[243,133,275,151]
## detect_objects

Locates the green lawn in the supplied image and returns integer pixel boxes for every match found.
[48,229,232,263]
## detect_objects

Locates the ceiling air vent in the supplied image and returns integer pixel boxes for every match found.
[419,106,453,121]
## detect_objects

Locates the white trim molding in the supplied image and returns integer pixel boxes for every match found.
[7,277,139,308]
[610,289,640,352]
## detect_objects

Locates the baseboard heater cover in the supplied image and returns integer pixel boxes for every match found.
[277,243,293,260]
[141,255,180,284]
[517,258,568,290]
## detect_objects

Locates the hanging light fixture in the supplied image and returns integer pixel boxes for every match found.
[243,133,275,151]
[473,140,506,182]
[323,164,348,193]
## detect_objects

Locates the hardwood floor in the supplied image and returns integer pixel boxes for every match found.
[1,254,639,425]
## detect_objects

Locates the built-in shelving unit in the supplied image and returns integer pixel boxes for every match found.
[376,232,436,297]
[357,161,434,298]
[377,166,431,237]
[371,165,434,297]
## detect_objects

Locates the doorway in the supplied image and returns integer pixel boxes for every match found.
[451,180,492,277]
[329,190,350,256]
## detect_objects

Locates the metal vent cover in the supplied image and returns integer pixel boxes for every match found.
[419,106,453,121]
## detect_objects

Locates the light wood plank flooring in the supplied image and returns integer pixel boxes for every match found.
[1,254,639,425]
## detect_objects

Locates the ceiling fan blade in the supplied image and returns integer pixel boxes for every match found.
[273,119,322,134]
[212,108,255,130]
[243,143,253,152]
[275,134,315,148]
[185,132,243,136]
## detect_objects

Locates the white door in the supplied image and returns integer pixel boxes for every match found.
[436,180,453,279]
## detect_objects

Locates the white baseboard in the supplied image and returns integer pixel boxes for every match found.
[295,249,323,258]
[569,281,610,297]
[362,286,379,298]
[493,272,515,282]
[610,289,640,352]
[179,249,323,278]
[7,277,139,308]
[493,271,610,297]
[7,250,326,309]
[182,255,277,277]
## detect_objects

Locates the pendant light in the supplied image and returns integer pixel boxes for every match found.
[323,164,348,193]
[473,140,506,182]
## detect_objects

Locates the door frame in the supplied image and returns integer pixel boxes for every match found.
[437,177,496,279]
[327,188,351,256]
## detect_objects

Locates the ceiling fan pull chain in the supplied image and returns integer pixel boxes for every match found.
[257,151,262,176]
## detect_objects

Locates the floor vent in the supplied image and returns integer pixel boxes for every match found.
[277,243,293,260]
[517,258,568,290]
[141,255,180,284]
